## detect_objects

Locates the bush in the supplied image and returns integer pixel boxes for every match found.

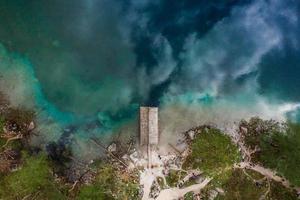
[0,153,66,200]
[0,115,4,134]
[218,169,297,200]
[258,123,300,186]
[76,185,113,200]
[241,118,300,187]
[183,128,241,181]
[77,164,140,200]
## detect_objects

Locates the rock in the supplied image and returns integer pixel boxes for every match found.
[187,130,195,140]
[11,123,18,131]
[108,143,117,152]
[122,154,130,162]
[149,181,160,199]
[209,190,219,200]
[240,126,248,134]
[3,126,8,134]
[216,187,225,195]
[28,121,35,131]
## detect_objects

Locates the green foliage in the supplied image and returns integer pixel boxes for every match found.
[268,181,298,200]
[183,128,241,181]
[217,169,266,200]
[165,170,186,187]
[184,191,194,200]
[0,115,4,134]
[76,185,113,200]
[241,118,300,186]
[258,123,300,186]
[77,164,140,200]
[240,117,281,150]
[156,177,165,189]
[0,154,67,200]
[217,169,297,200]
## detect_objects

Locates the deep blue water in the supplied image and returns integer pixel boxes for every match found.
[0,0,300,149]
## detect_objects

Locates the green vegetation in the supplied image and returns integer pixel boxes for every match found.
[0,154,67,200]
[240,117,281,151]
[258,123,300,186]
[165,169,186,187]
[217,169,266,200]
[216,169,297,200]
[0,105,139,200]
[241,118,300,186]
[77,164,140,200]
[0,150,139,200]
[183,128,241,184]
[184,191,194,200]
[268,181,298,200]
[76,185,113,200]
[0,116,4,133]
[0,97,299,200]
[156,177,165,189]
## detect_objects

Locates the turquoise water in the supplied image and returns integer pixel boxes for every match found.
[0,0,299,149]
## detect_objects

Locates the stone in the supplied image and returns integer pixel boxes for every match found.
[108,143,117,152]
[28,121,35,131]
[240,126,248,134]
[187,130,195,140]
[216,187,224,194]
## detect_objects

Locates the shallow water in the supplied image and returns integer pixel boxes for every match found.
[0,0,299,157]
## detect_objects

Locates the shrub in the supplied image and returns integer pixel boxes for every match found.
[0,153,66,199]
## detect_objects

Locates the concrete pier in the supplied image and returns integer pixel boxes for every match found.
[139,107,159,167]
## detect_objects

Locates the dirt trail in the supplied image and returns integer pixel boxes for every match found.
[235,162,300,193]
[155,178,212,200]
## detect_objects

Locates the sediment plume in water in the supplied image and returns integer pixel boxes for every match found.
[0,0,300,159]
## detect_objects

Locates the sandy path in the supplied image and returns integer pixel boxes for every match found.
[155,178,212,200]
[235,162,300,193]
